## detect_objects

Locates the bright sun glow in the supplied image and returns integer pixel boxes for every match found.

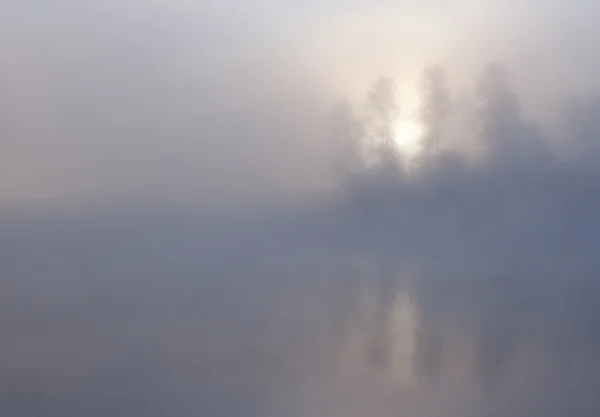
[392,87,424,159]
[394,119,423,158]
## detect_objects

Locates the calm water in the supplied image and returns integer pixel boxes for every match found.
[3,253,599,417]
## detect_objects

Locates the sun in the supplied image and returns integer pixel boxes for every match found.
[393,118,423,158]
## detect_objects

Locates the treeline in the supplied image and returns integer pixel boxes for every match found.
[328,62,600,182]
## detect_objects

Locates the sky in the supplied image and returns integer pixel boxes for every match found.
[3,1,600,416]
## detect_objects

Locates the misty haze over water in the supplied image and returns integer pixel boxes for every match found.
[3,1,600,416]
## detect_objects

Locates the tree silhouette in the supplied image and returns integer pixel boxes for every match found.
[365,77,400,169]
[418,66,451,158]
[476,63,523,158]
[476,63,550,165]
[366,77,398,148]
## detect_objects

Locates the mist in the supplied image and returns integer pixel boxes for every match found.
[3,1,600,416]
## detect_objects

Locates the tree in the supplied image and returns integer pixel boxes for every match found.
[475,63,550,165]
[366,77,399,148]
[476,63,530,161]
[365,77,400,168]
[418,66,451,157]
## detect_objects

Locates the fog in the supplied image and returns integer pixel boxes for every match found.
[3,1,600,416]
